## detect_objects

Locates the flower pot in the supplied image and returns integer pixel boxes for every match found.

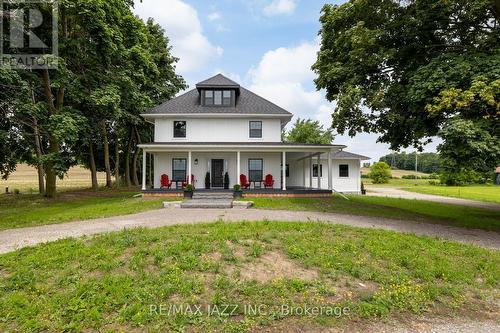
[184,190,193,198]
[361,189,366,195]
[233,190,243,198]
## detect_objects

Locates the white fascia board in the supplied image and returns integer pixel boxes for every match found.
[138,144,346,153]
[142,113,292,119]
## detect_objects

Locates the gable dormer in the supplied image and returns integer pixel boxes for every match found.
[196,74,241,107]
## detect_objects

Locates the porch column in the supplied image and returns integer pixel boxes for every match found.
[236,151,241,185]
[188,151,192,185]
[328,151,332,191]
[309,157,313,189]
[141,149,146,190]
[317,154,321,189]
[282,151,286,190]
[302,159,306,188]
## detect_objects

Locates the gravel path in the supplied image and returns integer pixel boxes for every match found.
[0,208,499,254]
[367,187,500,211]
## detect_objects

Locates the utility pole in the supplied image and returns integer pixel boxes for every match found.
[415,151,418,173]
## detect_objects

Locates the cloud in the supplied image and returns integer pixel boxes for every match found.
[247,40,438,161]
[263,0,297,16]
[133,0,223,73]
[208,12,221,22]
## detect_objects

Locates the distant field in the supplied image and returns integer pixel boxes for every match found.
[405,185,500,204]
[361,167,430,178]
[0,164,106,193]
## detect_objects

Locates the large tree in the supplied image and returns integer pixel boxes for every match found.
[313,0,499,173]
[284,118,333,144]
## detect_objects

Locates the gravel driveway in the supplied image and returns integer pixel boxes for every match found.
[367,187,500,211]
[0,208,499,254]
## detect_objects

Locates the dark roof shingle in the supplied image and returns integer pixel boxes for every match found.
[332,151,371,160]
[195,74,240,88]
[145,77,293,116]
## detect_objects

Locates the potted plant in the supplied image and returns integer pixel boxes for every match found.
[224,172,230,189]
[184,184,193,198]
[205,172,211,189]
[361,182,366,195]
[233,184,242,198]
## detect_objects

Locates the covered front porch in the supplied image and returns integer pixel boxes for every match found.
[138,142,345,197]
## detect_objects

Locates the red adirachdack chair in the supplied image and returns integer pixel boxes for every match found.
[160,174,173,189]
[263,174,274,188]
[182,174,196,188]
[239,174,251,189]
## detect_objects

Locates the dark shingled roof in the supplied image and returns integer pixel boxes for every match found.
[196,73,240,88]
[144,74,292,116]
[332,151,371,160]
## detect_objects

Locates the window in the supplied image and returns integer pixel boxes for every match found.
[313,164,323,177]
[248,159,263,182]
[249,121,262,138]
[203,90,232,106]
[173,121,186,138]
[204,90,213,105]
[172,158,187,181]
[223,90,231,105]
[214,91,222,105]
[339,164,349,177]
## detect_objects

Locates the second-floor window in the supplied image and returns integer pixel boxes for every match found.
[249,121,262,138]
[204,90,232,106]
[173,121,186,138]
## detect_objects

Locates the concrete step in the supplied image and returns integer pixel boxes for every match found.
[192,192,233,199]
[181,199,233,209]
[193,194,233,200]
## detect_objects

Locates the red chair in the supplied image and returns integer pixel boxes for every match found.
[182,174,196,188]
[240,174,251,189]
[160,174,172,189]
[263,174,274,188]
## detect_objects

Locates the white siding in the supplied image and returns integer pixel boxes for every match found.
[154,118,282,143]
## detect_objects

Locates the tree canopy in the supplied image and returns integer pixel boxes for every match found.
[313,0,499,178]
[284,118,333,144]
[0,0,186,197]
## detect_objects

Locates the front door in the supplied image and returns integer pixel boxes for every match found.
[211,159,224,188]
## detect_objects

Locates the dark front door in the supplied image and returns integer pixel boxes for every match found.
[211,159,224,187]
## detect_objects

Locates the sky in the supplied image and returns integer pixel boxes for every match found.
[133,0,440,161]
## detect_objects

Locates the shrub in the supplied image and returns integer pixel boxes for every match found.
[361,174,369,179]
[184,184,193,191]
[368,162,391,184]
[224,172,230,189]
[233,184,241,191]
[402,175,418,179]
[13,188,20,195]
[205,172,210,189]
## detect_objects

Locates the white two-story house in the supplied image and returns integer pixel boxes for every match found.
[139,74,369,197]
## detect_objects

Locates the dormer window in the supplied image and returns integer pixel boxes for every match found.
[203,90,233,106]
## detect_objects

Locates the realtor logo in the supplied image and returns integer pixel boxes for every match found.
[0,0,58,68]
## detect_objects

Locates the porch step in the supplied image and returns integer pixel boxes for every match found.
[192,192,233,200]
[180,199,233,209]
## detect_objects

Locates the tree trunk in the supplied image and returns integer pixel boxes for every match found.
[114,133,120,187]
[41,68,64,198]
[100,120,112,187]
[32,102,45,195]
[89,142,98,191]
[124,128,133,187]
[131,127,141,186]
[132,145,139,186]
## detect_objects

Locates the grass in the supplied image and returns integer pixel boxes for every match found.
[244,196,500,232]
[0,221,497,332]
[403,185,500,204]
[0,189,166,231]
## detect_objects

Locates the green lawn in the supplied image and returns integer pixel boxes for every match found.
[403,185,500,204]
[244,196,500,232]
[0,222,498,332]
[0,189,166,231]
